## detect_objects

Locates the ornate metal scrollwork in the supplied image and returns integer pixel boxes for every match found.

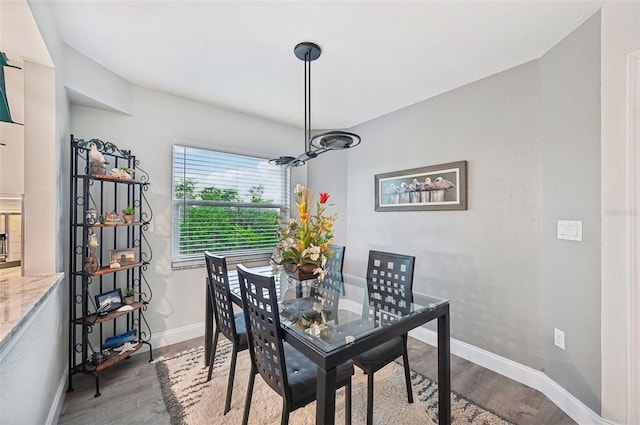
[139,272,153,303]
[141,189,153,224]
[74,137,132,159]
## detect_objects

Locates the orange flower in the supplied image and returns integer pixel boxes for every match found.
[300,213,308,222]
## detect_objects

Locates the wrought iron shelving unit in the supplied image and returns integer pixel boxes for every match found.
[67,135,153,397]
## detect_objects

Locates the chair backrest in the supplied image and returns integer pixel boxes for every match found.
[316,281,341,323]
[327,244,346,274]
[204,251,238,343]
[365,250,415,324]
[237,264,289,399]
[324,244,346,295]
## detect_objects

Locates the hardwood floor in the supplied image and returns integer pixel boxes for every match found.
[405,338,576,425]
[58,336,576,425]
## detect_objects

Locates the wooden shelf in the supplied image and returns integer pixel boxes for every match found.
[77,174,148,185]
[92,262,143,276]
[79,342,143,372]
[78,221,142,228]
[77,302,144,325]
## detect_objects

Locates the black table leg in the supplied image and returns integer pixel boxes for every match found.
[205,278,213,366]
[437,304,451,425]
[316,366,337,425]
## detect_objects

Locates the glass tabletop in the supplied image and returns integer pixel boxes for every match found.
[229,267,448,353]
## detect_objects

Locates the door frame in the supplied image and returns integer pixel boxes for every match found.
[627,50,640,425]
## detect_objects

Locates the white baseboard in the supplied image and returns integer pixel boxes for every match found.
[134,321,206,354]
[46,368,68,425]
[408,327,617,425]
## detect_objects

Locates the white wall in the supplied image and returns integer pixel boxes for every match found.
[70,86,300,343]
[64,45,133,115]
[2,1,73,424]
[600,2,640,423]
[22,60,56,275]
[0,278,66,425]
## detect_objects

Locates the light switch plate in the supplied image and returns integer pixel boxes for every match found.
[557,220,582,241]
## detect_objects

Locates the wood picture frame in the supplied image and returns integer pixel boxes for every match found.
[108,248,137,267]
[375,160,467,211]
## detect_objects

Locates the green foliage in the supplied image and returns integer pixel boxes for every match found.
[175,182,279,255]
[122,205,135,215]
[124,287,137,297]
[175,179,196,200]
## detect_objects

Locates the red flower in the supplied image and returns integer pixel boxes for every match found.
[319,192,330,204]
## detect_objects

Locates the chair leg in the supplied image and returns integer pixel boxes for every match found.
[206,329,220,382]
[366,372,374,425]
[345,378,352,425]
[280,400,289,425]
[242,366,256,425]
[223,346,238,415]
[402,338,413,404]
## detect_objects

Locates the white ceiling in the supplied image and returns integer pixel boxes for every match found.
[47,0,602,129]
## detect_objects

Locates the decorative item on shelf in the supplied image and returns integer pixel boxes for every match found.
[88,143,107,175]
[84,233,100,273]
[95,288,124,316]
[272,184,336,281]
[123,287,137,305]
[85,208,98,225]
[110,166,134,180]
[109,248,136,268]
[91,351,104,366]
[121,205,135,223]
[102,329,137,350]
[104,212,120,224]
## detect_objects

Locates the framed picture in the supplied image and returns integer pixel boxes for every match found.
[375,160,467,212]
[95,288,123,315]
[108,248,137,267]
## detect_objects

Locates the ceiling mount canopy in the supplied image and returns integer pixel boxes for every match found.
[269,42,360,168]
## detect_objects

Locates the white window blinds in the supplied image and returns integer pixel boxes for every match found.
[172,145,289,266]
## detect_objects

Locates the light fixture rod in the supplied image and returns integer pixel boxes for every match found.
[269,41,360,168]
[305,50,309,152]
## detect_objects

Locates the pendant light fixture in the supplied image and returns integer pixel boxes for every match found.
[0,51,23,125]
[269,42,360,167]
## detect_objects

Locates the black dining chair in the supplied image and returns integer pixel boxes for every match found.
[326,244,346,295]
[327,244,346,274]
[204,251,249,415]
[353,250,415,425]
[236,264,354,425]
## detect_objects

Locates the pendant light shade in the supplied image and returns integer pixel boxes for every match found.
[0,52,22,125]
[269,42,360,167]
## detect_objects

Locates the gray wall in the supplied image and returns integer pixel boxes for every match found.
[334,13,601,411]
[538,13,601,410]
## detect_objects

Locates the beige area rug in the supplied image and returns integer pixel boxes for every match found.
[155,340,514,425]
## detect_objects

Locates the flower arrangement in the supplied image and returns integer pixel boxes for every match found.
[272,184,337,281]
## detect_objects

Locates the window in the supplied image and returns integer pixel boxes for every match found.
[172,145,289,267]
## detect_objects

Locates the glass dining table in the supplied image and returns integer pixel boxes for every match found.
[204,266,451,425]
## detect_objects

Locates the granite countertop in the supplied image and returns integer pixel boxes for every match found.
[0,271,64,354]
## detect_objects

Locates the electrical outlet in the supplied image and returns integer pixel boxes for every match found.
[554,328,565,350]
